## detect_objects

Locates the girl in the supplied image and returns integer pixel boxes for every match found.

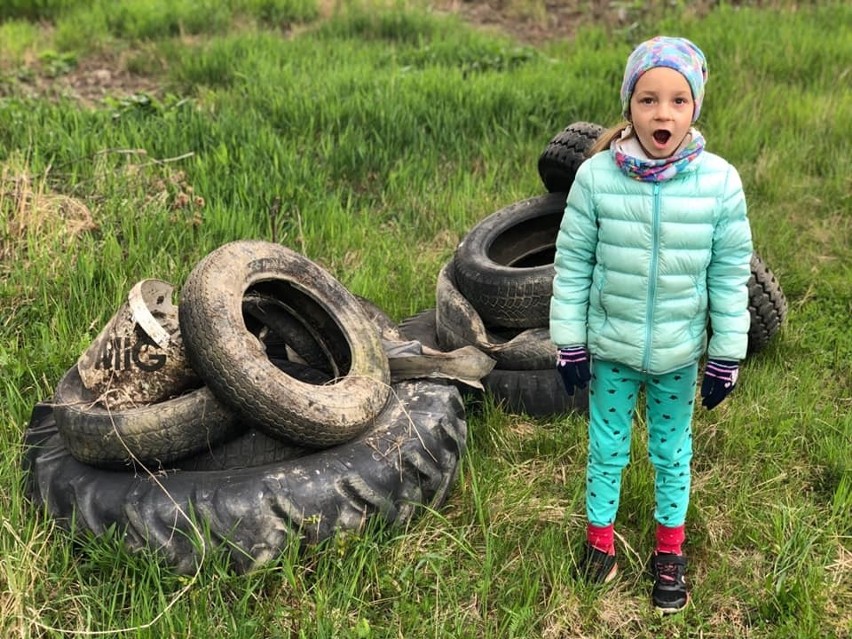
[549,36,752,614]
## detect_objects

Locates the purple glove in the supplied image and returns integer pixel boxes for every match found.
[556,346,591,396]
[700,359,739,410]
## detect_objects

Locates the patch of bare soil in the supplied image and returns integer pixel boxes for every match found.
[429,0,622,43]
[45,2,619,105]
[17,50,162,108]
[8,1,704,106]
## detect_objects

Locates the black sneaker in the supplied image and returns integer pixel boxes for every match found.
[649,552,689,613]
[577,544,618,584]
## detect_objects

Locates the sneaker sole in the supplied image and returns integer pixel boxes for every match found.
[654,593,690,615]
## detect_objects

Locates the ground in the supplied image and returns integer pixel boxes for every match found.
[6,1,679,107]
[430,0,604,43]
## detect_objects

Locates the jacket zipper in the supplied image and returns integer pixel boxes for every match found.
[642,182,662,372]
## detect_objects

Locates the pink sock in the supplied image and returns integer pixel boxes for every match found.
[655,524,685,555]
[587,523,615,555]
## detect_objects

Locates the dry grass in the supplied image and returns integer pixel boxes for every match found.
[0,159,97,264]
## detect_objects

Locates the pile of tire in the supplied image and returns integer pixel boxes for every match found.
[400,193,587,418]
[400,122,787,418]
[24,240,469,574]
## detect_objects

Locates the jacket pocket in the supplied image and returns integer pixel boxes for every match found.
[688,275,708,338]
[590,266,608,325]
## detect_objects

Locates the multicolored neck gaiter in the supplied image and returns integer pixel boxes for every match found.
[612,127,706,182]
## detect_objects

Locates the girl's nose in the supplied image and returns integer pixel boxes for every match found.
[654,105,673,120]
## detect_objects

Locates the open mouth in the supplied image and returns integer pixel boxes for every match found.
[653,130,672,145]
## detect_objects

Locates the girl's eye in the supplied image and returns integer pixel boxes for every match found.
[640,97,654,105]
[675,97,689,105]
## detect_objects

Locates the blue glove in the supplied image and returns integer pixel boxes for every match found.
[700,359,739,410]
[556,346,591,396]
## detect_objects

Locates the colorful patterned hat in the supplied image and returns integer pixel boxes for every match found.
[620,36,708,123]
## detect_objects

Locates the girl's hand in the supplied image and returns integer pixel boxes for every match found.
[556,347,591,396]
[700,359,739,409]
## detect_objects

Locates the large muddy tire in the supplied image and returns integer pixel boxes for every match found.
[23,379,466,575]
[173,428,307,472]
[435,261,555,370]
[170,359,332,472]
[400,308,587,418]
[452,193,567,329]
[178,241,391,448]
[52,292,337,469]
[747,252,787,354]
[52,365,240,469]
[538,121,605,193]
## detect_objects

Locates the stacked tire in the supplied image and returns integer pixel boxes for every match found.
[25,241,468,574]
[400,194,588,418]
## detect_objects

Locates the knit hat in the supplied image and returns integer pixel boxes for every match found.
[620,36,708,123]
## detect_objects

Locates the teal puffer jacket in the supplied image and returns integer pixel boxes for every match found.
[549,150,753,374]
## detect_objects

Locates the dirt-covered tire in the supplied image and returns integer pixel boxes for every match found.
[747,252,787,354]
[52,365,240,468]
[242,292,330,370]
[452,193,567,329]
[51,291,339,469]
[400,308,587,417]
[171,359,331,471]
[178,240,391,448]
[538,121,605,193]
[398,309,443,353]
[173,428,307,472]
[23,379,466,575]
[434,261,555,370]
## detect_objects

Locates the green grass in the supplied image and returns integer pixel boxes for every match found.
[1,1,850,637]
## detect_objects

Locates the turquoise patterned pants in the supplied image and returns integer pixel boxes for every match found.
[586,359,699,528]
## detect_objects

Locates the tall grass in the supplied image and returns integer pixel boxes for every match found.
[1,1,850,637]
